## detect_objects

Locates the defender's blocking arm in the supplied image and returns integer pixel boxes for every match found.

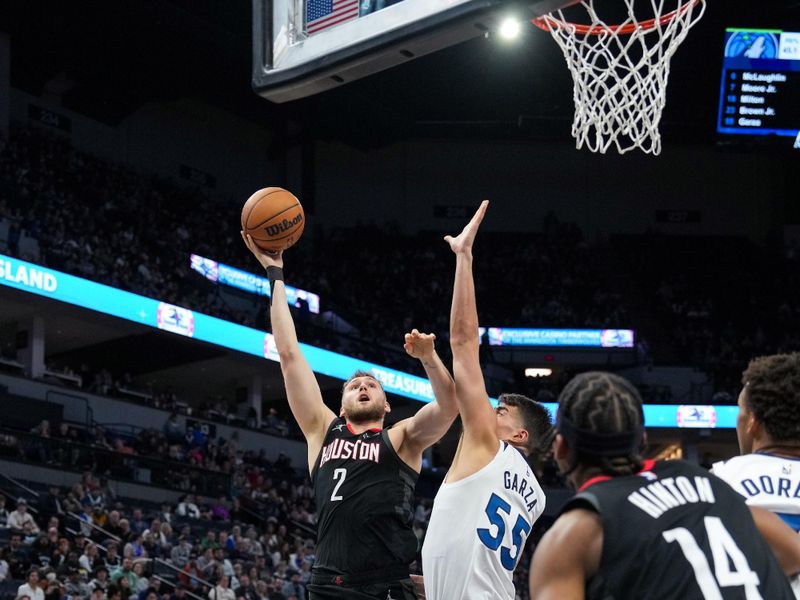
[445,200,496,447]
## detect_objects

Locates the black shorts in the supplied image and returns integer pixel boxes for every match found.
[307,578,416,600]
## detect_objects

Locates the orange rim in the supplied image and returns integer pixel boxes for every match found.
[531,0,703,36]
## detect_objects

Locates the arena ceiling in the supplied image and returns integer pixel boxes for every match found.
[1,0,798,147]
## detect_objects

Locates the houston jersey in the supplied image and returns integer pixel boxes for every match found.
[713,452,800,598]
[422,441,545,600]
[565,459,794,600]
[311,418,419,578]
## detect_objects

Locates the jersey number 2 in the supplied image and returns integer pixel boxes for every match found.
[663,516,763,600]
[330,468,347,501]
[477,493,531,570]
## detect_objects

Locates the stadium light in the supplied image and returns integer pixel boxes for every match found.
[499,17,522,40]
[525,368,553,378]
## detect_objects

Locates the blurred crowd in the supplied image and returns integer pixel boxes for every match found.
[0,412,439,600]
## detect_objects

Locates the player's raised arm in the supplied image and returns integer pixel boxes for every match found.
[242,233,336,470]
[445,201,496,448]
[394,330,458,458]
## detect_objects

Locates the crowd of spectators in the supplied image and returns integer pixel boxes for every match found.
[0,407,447,600]
[0,126,631,380]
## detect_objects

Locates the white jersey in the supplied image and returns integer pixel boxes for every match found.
[422,441,545,600]
[713,452,800,598]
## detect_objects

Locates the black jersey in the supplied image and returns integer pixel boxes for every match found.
[562,459,794,600]
[310,418,419,579]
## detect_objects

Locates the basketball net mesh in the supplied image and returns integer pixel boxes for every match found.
[534,0,706,155]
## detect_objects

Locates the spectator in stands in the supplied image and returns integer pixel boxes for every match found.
[211,498,230,521]
[17,568,44,600]
[117,519,133,545]
[64,564,90,598]
[130,510,146,535]
[170,582,189,600]
[176,495,200,520]
[0,548,8,581]
[8,499,39,534]
[170,536,192,569]
[76,501,94,537]
[88,565,110,594]
[40,486,64,522]
[280,572,304,599]
[104,542,122,569]
[29,534,53,568]
[179,554,203,590]
[79,542,100,572]
[124,534,147,560]
[105,511,123,538]
[132,561,148,594]
[0,495,9,528]
[163,413,184,444]
[209,574,235,600]
[200,532,218,552]
[110,557,138,589]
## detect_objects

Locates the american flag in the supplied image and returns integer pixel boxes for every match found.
[306,0,360,36]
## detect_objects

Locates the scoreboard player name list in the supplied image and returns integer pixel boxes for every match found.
[723,70,793,130]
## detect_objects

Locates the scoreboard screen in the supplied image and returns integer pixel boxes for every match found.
[717,28,800,148]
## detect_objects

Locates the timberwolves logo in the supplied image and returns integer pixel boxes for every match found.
[725,31,779,59]
[156,303,195,337]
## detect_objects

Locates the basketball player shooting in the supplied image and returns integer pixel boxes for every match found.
[528,371,800,600]
[241,233,460,600]
[420,201,550,600]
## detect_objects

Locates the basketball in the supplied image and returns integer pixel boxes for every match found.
[241,187,305,253]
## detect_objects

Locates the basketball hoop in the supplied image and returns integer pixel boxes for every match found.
[532,0,706,155]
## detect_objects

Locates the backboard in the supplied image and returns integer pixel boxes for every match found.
[252,0,577,103]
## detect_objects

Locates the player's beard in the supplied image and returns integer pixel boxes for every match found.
[345,401,385,425]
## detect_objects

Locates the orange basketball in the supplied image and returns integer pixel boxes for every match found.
[241,187,305,253]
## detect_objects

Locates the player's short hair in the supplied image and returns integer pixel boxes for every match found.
[342,370,384,393]
[741,353,800,442]
[556,371,644,477]
[498,393,552,457]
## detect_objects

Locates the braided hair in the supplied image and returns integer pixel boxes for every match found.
[742,353,800,443]
[557,371,645,477]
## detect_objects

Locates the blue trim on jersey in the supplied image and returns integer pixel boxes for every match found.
[777,512,800,532]
[754,451,800,463]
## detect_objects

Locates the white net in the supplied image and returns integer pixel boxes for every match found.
[534,0,706,155]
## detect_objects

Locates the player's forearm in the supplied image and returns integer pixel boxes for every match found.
[269,281,302,359]
[450,253,479,348]
[420,351,457,416]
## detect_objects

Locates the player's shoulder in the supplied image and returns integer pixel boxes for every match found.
[711,453,768,476]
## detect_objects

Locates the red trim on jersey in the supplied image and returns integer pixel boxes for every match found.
[578,459,658,492]
[578,475,612,492]
[345,422,382,435]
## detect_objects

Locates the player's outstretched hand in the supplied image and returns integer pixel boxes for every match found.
[404,329,436,362]
[410,574,426,600]
[444,200,488,255]
[241,231,283,270]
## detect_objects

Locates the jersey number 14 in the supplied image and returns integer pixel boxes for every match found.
[477,493,531,571]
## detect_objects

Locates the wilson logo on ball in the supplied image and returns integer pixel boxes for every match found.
[265,213,303,237]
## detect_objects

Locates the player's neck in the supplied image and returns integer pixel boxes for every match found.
[752,438,800,456]
[345,419,384,434]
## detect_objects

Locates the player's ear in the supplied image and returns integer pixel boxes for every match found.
[339,406,346,418]
[516,428,529,447]
[384,400,391,414]
[746,413,760,438]
[553,433,569,460]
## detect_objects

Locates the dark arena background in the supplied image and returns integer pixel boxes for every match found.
[0,0,798,599]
